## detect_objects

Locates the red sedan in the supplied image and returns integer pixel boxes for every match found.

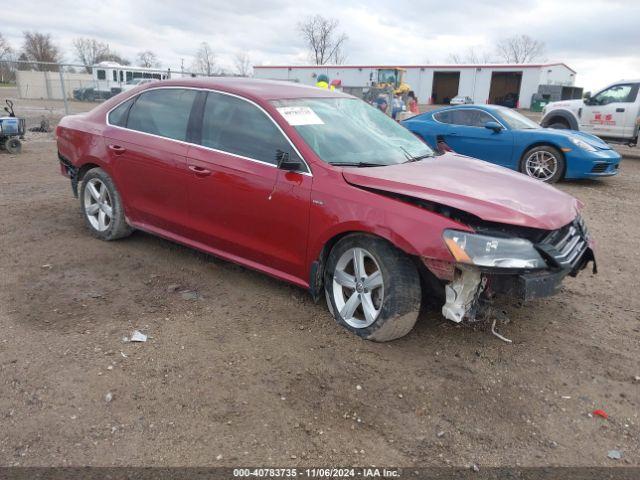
[57,78,595,341]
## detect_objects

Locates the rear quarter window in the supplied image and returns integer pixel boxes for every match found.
[108,98,135,127]
[433,111,450,124]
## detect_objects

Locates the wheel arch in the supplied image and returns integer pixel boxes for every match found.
[74,158,112,198]
[541,110,579,130]
[77,162,102,182]
[308,228,425,303]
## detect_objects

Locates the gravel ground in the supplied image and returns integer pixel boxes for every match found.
[0,90,638,467]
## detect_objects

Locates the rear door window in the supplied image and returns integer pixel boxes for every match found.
[126,88,197,141]
[200,91,295,166]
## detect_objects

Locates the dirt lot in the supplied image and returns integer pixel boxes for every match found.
[1,91,639,467]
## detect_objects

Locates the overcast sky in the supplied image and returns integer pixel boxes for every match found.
[6,0,640,90]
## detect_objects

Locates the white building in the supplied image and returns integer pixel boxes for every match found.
[254,63,577,109]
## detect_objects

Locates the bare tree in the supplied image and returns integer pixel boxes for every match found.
[495,34,545,64]
[137,50,160,68]
[193,42,217,76]
[0,33,15,82]
[73,37,110,73]
[22,31,60,70]
[0,33,12,60]
[233,52,252,77]
[298,15,348,65]
[333,44,348,65]
[447,47,493,64]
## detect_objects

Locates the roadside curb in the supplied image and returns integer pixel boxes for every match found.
[619,151,640,160]
[614,147,640,160]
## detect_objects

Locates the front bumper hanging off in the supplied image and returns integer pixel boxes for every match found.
[441,217,597,323]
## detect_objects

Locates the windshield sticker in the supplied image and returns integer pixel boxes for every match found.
[277,106,324,126]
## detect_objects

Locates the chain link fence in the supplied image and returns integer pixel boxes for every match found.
[0,60,204,129]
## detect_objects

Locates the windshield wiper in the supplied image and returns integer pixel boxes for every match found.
[328,161,385,167]
[400,146,432,163]
[403,153,432,163]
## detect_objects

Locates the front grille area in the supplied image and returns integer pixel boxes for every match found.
[538,216,589,270]
[591,163,610,173]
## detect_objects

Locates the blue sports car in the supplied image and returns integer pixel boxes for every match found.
[402,105,621,183]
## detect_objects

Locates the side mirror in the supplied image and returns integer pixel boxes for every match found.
[276,150,303,172]
[484,121,503,132]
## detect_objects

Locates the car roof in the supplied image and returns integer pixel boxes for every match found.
[144,77,350,101]
[430,104,505,114]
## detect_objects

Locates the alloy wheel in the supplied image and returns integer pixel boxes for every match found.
[84,178,113,232]
[525,151,558,181]
[332,247,384,328]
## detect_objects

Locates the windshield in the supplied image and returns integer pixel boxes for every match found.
[270,98,433,166]
[498,108,540,130]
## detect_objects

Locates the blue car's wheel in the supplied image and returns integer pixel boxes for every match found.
[520,146,565,183]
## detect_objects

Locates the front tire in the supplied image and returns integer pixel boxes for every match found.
[79,168,133,240]
[324,235,421,342]
[548,122,569,130]
[520,145,565,183]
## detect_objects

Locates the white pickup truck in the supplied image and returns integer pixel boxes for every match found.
[541,79,640,147]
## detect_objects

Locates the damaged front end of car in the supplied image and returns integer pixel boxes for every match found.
[435,215,596,323]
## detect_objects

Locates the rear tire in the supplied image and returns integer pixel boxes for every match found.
[324,234,421,342]
[5,138,21,154]
[79,168,133,241]
[519,145,565,183]
[548,122,569,130]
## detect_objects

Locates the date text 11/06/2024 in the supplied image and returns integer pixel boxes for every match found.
[233,468,401,478]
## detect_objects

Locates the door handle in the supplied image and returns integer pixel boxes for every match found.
[108,144,126,155]
[188,165,212,176]
[616,108,625,112]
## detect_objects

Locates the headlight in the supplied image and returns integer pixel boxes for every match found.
[443,230,546,269]
[569,137,597,152]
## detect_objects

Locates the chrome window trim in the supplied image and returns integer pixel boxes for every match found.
[432,107,507,130]
[105,85,312,176]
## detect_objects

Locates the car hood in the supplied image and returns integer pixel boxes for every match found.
[342,154,580,230]
[546,99,583,110]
